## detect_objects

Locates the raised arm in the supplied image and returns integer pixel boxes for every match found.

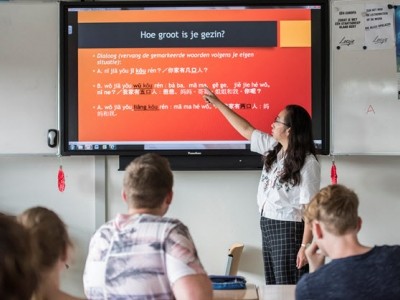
[202,87,255,140]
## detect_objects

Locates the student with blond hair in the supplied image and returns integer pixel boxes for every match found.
[83,153,212,300]
[18,206,85,300]
[296,184,400,300]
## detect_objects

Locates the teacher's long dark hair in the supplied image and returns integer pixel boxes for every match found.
[264,105,317,186]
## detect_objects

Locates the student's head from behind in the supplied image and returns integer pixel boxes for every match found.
[123,153,174,210]
[305,184,360,236]
[17,206,73,273]
[0,215,39,300]
[284,104,316,155]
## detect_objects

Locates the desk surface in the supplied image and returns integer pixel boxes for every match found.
[258,285,296,300]
[213,284,258,300]
[213,284,296,300]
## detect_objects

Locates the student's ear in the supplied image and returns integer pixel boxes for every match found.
[121,189,127,203]
[313,221,323,239]
[165,191,173,205]
[356,217,362,232]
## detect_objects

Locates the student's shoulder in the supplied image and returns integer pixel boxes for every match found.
[295,273,314,299]
[90,218,120,240]
[159,217,192,236]
[161,217,188,230]
[138,215,187,232]
[296,263,343,299]
[374,244,400,257]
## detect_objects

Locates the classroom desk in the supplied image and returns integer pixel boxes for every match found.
[258,284,296,300]
[213,284,296,300]
[213,284,258,300]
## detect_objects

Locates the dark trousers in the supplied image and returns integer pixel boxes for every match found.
[260,216,309,284]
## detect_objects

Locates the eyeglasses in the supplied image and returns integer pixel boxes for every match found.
[273,117,290,127]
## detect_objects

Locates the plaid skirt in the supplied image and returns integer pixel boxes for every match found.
[260,216,309,284]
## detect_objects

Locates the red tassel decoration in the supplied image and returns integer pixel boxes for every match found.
[331,160,337,184]
[58,165,66,192]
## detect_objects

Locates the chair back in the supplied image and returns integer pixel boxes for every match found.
[225,243,244,276]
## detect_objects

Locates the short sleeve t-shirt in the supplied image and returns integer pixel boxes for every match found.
[296,245,400,300]
[83,213,207,300]
[251,130,321,221]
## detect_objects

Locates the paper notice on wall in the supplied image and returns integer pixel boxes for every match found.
[332,3,365,50]
[365,4,395,50]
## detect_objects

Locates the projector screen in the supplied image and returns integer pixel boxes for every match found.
[59,0,330,170]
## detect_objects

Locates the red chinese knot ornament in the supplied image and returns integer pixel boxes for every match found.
[331,161,337,184]
[58,165,65,192]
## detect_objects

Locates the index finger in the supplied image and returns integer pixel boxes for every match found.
[205,86,216,94]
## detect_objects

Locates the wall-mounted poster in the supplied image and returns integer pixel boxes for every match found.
[332,3,364,50]
[365,4,394,50]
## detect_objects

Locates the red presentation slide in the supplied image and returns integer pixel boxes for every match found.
[76,9,312,143]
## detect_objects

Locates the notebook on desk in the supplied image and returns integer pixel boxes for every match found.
[210,275,247,290]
